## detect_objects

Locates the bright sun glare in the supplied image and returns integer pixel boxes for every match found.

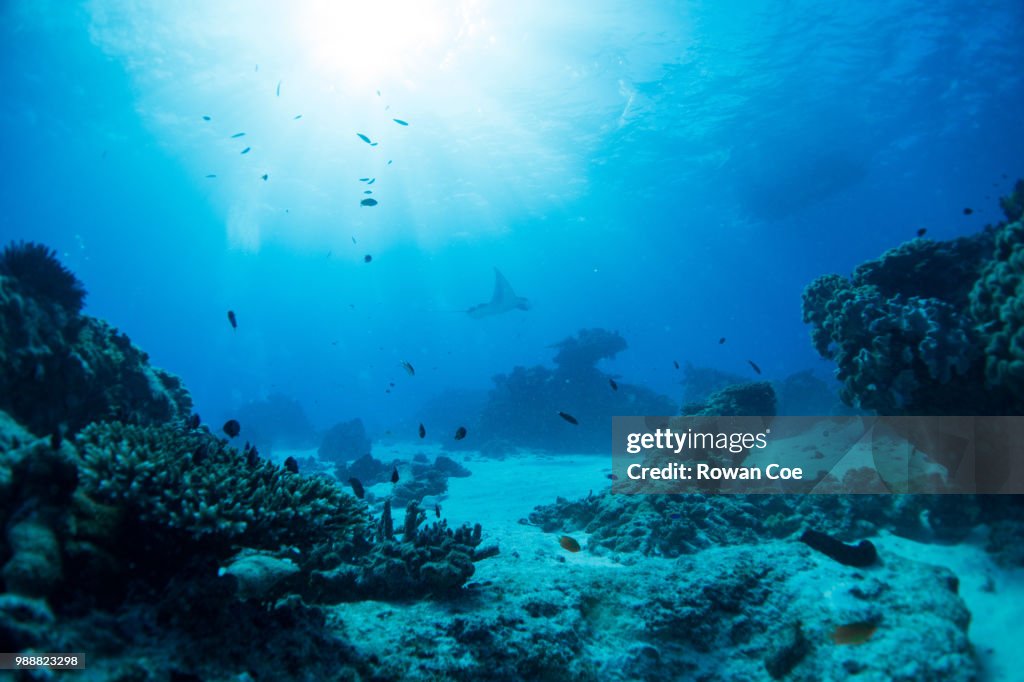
[296,0,462,86]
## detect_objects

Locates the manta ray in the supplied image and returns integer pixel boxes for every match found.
[466,268,530,318]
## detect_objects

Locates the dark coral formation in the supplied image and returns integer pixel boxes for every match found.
[0,241,86,313]
[319,417,371,462]
[469,328,675,453]
[802,185,1024,414]
[0,255,190,437]
[683,381,777,416]
[309,502,498,600]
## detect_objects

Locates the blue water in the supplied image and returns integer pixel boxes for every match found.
[1,0,1021,431]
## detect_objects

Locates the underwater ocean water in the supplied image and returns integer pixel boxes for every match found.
[2,0,1024,679]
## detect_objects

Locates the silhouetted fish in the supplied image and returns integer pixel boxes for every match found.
[719,337,726,344]
[401,361,415,376]
[609,378,618,391]
[348,477,365,499]
[418,423,426,439]
[673,360,680,369]
[276,81,281,97]
[558,411,579,425]
[367,178,376,185]
[917,228,927,237]
[223,419,241,438]
[240,147,251,154]
[261,174,268,181]
[364,190,373,195]
[559,535,581,552]
[187,413,200,430]
[206,174,217,179]
[454,426,467,440]
[391,467,399,484]
[364,254,373,263]
[357,133,372,144]
[231,132,246,138]
[284,456,299,473]
[227,310,237,329]
[359,177,370,181]
[393,118,409,126]
[748,360,762,375]
[294,115,302,120]
[963,207,974,215]
[435,503,441,518]
[202,115,211,121]
[361,198,378,207]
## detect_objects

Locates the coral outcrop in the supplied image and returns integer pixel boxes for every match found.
[802,184,1024,414]
[0,246,190,436]
[319,417,372,462]
[469,328,675,453]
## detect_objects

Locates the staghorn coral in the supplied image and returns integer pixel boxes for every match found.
[0,241,86,314]
[77,421,365,551]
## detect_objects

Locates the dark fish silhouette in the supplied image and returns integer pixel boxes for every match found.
[558,411,579,425]
[223,419,241,438]
[367,178,376,185]
[364,190,373,195]
[205,174,217,178]
[559,535,581,552]
[748,360,762,375]
[435,504,441,518]
[240,147,251,154]
[719,337,726,344]
[261,174,268,181]
[393,118,409,126]
[963,207,973,215]
[361,198,378,207]
[284,456,299,473]
[609,378,618,391]
[202,115,211,121]
[187,413,201,430]
[231,132,246,138]
[227,310,237,329]
[294,114,302,120]
[391,467,399,484]
[276,81,281,97]
[418,423,426,439]
[401,361,415,376]
[673,360,680,369]
[359,177,370,181]
[454,426,467,440]
[917,228,927,237]
[348,477,365,499]
[357,133,372,144]
[364,254,373,263]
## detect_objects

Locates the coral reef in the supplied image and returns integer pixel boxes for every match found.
[0,259,190,436]
[77,421,365,553]
[470,328,675,453]
[319,417,371,462]
[308,501,498,601]
[802,189,1024,414]
[0,241,86,314]
[683,380,777,416]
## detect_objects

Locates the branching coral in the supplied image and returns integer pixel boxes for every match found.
[77,421,365,550]
[0,241,86,314]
